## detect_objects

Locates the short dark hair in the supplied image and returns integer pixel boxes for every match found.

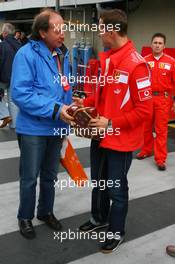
[100,9,127,36]
[31,8,61,40]
[151,33,166,44]
[15,29,21,33]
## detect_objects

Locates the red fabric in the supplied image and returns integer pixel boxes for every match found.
[84,40,153,151]
[141,46,175,59]
[139,52,175,164]
[84,59,100,97]
[144,53,175,92]
[142,48,175,121]
[83,59,99,107]
[140,95,171,164]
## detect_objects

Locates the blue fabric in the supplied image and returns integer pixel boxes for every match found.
[90,140,133,236]
[17,134,63,219]
[11,40,72,136]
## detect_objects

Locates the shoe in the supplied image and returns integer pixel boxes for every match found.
[0,116,12,128]
[37,213,62,230]
[166,245,175,258]
[136,152,152,160]
[101,236,124,254]
[79,220,109,233]
[18,219,36,239]
[157,163,166,171]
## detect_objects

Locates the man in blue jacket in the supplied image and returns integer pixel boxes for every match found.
[11,8,74,239]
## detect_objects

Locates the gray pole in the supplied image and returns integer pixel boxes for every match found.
[55,0,60,11]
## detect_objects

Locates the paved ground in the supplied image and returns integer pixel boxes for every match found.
[0,126,175,264]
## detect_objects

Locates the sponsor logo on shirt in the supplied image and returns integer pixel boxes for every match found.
[114,88,121,95]
[148,61,155,68]
[159,62,171,70]
[138,88,152,101]
[136,77,151,89]
[113,70,129,84]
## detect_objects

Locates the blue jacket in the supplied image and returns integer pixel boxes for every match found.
[11,40,72,136]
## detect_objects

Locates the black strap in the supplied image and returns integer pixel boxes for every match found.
[52,103,60,120]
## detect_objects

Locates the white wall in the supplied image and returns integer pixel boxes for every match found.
[0,0,115,11]
[128,0,175,52]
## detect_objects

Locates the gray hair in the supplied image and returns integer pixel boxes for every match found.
[2,23,15,35]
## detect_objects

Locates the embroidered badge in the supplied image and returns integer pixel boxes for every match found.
[138,88,152,101]
[114,89,121,95]
[136,77,151,89]
[113,70,129,84]
[159,62,171,70]
[148,61,155,68]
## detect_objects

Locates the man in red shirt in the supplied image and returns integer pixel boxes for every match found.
[137,33,175,170]
[74,9,152,253]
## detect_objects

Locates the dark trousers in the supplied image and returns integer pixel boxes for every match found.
[17,135,63,220]
[90,140,132,236]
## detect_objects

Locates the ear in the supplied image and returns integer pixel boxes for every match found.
[110,30,116,38]
[3,32,8,38]
[39,30,46,39]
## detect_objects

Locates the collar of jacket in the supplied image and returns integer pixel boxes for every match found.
[29,40,69,75]
[98,40,136,72]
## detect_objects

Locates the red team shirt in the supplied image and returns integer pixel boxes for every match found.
[144,53,175,92]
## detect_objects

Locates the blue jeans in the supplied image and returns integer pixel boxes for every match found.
[90,140,132,236]
[17,135,63,220]
[0,82,18,128]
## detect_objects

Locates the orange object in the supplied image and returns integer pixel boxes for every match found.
[60,138,88,186]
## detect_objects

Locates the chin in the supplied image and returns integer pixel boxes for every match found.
[57,43,62,47]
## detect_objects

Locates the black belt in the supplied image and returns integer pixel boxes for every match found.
[152,91,169,97]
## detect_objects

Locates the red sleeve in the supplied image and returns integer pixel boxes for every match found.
[172,62,175,87]
[112,63,153,129]
[83,95,95,107]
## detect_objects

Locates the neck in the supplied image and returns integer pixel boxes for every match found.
[110,36,128,49]
[42,40,54,52]
[153,51,163,57]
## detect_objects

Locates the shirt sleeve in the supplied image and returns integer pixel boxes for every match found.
[112,63,153,129]
[11,50,64,120]
[83,95,95,107]
[171,62,175,87]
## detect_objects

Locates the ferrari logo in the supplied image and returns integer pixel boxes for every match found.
[148,61,154,68]
[159,63,165,69]
[113,70,120,82]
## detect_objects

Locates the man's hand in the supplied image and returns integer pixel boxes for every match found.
[60,105,75,125]
[72,97,84,107]
[89,116,108,129]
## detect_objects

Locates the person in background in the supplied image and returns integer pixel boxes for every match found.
[136,33,175,171]
[0,23,21,128]
[11,8,73,239]
[20,31,28,45]
[14,29,21,43]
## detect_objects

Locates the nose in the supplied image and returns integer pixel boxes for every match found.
[60,31,65,38]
